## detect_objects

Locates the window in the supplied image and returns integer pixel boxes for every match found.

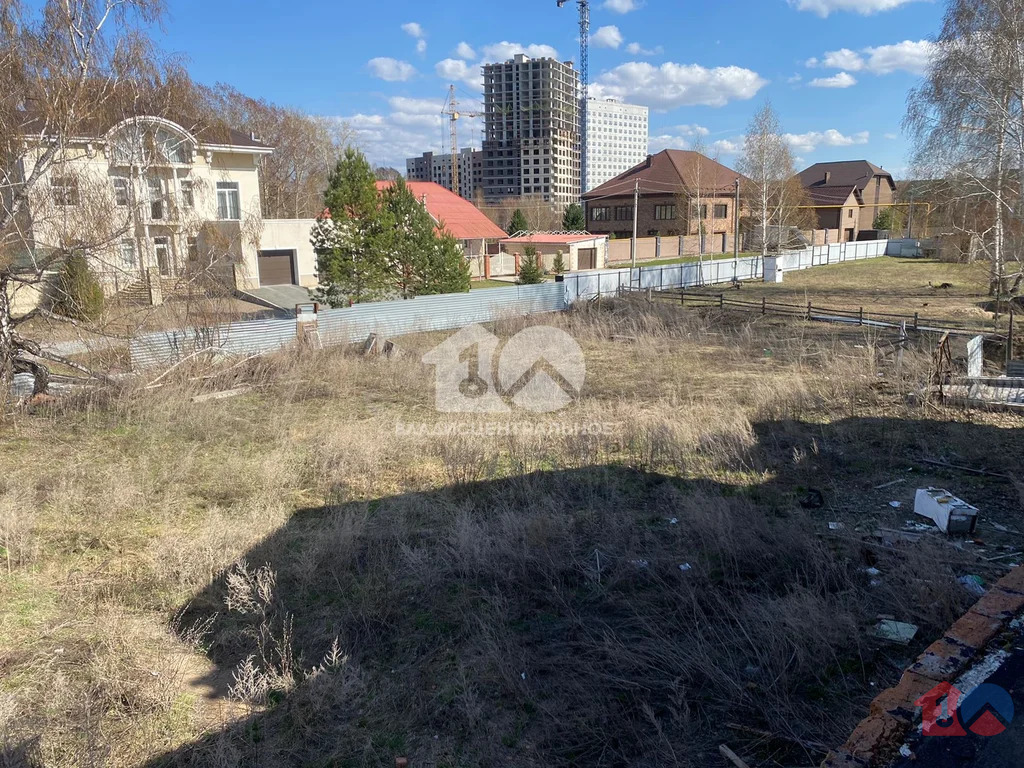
[120,239,136,267]
[217,182,241,220]
[51,176,79,206]
[654,204,675,221]
[112,177,130,206]
[848,209,854,219]
[714,204,728,219]
[180,179,194,209]
[693,204,708,220]
[148,177,164,220]
[613,206,633,220]
[591,206,611,221]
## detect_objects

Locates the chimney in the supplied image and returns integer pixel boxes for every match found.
[824,171,831,184]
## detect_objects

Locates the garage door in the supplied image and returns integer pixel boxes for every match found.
[578,248,597,271]
[258,250,296,286]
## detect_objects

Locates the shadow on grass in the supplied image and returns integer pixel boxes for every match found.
[141,416,1020,768]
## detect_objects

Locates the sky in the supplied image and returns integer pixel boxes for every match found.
[152,0,945,179]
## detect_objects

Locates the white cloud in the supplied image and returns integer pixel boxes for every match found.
[435,58,481,89]
[479,41,559,63]
[783,129,870,154]
[821,48,865,71]
[454,42,477,60]
[416,39,427,54]
[808,71,857,88]
[884,132,899,140]
[592,62,767,109]
[603,0,641,12]
[787,73,803,84]
[367,57,417,82]
[789,0,923,17]
[625,42,663,56]
[710,138,742,156]
[809,39,934,76]
[592,25,624,49]
[401,22,424,38]
[863,39,936,74]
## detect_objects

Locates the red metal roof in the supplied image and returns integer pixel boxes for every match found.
[375,181,507,241]
[500,234,607,245]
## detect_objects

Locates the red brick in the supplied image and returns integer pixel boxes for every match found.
[995,566,1024,595]
[909,636,974,681]
[971,586,1024,621]
[841,713,907,765]
[947,609,1005,651]
[870,671,942,724]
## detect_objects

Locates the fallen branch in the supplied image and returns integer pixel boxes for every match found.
[144,347,218,389]
[920,458,1010,480]
[719,745,752,768]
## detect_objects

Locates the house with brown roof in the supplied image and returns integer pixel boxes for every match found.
[797,160,896,239]
[582,150,748,254]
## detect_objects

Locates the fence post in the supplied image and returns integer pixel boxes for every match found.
[859,307,864,326]
[681,291,685,306]
[719,293,725,309]
[913,312,919,331]
[762,297,766,315]
[1008,310,1015,368]
[807,301,812,321]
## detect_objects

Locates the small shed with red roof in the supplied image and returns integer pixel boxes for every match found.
[499,233,609,272]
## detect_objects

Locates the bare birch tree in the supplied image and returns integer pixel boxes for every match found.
[737,102,807,262]
[905,0,1024,309]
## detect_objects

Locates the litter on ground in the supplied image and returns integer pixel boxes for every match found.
[874,620,919,645]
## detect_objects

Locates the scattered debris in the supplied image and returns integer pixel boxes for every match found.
[874,619,919,645]
[679,563,693,572]
[914,488,979,535]
[865,567,881,577]
[363,333,378,356]
[899,744,914,759]
[889,501,902,509]
[395,758,409,768]
[958,575,986,597]
[630,559,650,570]
[874,478,905,491]
[828,522,845,531]
[799,488,825,509]
[668,517,678,525]
[718,744,752,768]
[904,521,934,532]
[921,458,1010,480]
[984,551,1023,563]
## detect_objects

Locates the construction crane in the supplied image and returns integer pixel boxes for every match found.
[441,85,482,198]
[557,0,589,198]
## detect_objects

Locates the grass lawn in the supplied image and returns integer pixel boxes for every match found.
[470,278,517,289]
[688,257,999,329]
[3,293,1022,767]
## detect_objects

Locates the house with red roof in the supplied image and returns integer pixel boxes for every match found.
[499,233,609,272]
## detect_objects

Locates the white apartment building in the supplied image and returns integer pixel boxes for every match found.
[585,98,649,193]
[406,148,483,200]
[11,114,319,310]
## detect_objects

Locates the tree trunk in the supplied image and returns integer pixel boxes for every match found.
[0,276,17,413]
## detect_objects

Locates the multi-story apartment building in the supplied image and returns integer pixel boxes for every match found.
[585,98,649,193]
[12,113,319,309]
[406,148,483,200]
[481,54,580,209]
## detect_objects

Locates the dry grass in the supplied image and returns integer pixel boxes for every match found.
[690,257,999,328]
[0,296,1021,767]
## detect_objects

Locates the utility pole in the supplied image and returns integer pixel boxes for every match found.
[557,0,589,199]
[733,178,740,280]
[631,179,640,270]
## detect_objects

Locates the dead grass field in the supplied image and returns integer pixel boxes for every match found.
[690,257,1001,329]
[1,296,1022,768]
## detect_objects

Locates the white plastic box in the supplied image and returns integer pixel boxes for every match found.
[914,488,979,535]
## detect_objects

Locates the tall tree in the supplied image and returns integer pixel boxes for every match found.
[312,148,390,305]
[737,103,808,260]
[0,0,175,404]
[562,203,586,231]
[378,178,469,297]
[507,208,529,236]
[905,0,1024,303]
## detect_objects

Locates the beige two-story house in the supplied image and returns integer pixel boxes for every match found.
[13,113,318,309]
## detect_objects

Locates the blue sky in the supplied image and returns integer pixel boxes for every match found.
[154,0,943,178]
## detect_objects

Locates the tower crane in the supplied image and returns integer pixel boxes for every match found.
[557,0,589,198]
[442,85,483,197]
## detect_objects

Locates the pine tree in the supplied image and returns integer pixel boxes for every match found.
[552,250,566,274]
[562,203,585,231]
[517,245,544,285]
[313,148,390,305]
[508,208,529,235]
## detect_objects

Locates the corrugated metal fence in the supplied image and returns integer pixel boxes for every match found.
[130,239,894,370]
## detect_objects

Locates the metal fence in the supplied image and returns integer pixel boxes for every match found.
[130,240,894,370]
[130,283,565,369]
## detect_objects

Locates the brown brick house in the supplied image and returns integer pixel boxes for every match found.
[583,150,748,253]
[797,160,896,234]
[804,185,864,242]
